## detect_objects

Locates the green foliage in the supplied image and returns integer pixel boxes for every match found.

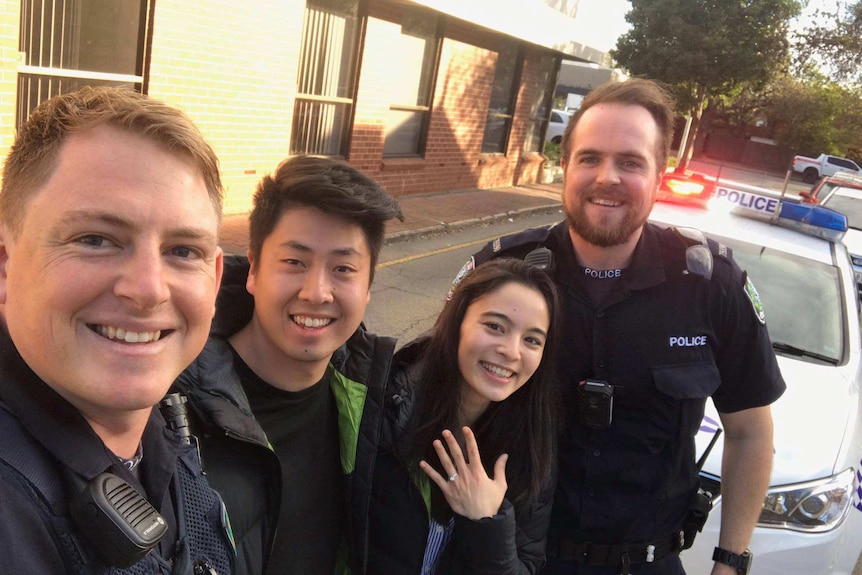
[610,0,802,171]
[795,1,862,86]
[544,141,562,164]
[717,72,862,161]
[611,0,801,112]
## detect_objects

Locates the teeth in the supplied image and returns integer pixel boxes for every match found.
[292,315,333,329]
[593,198,622,207]
[482,362,514,378]
[95,325,162,343]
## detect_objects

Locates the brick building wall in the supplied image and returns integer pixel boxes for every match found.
[0,0,567,214]
[0,1,19,164]
[351,3,550,198]
[148,0,305,214]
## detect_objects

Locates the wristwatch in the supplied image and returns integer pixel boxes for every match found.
[712,547,753,574]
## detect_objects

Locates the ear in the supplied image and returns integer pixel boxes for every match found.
[212,247,225,316]
[245,249,256,295]
[0,225,11,305]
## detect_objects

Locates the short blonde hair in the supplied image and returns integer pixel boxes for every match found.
[1,87,223,236]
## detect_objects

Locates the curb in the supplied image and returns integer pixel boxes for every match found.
[384,203,561,245]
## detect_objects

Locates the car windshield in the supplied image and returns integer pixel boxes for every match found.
[714,233,845,364]
[822,186,862,231]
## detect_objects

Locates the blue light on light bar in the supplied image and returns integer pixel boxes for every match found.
[718,188,848,241]
[776,202,848,241]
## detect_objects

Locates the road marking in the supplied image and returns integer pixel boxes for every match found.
[379,233,508,268]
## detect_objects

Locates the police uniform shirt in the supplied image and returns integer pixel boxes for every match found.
[0,330,233,573]
[0,329,181,569]
[544,221,785,544]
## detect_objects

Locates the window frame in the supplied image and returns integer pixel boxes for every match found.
[16,0,152,127]
[381,8,442,158]
[481,42,523,155]
[290,0,364,158]
[523,53,560,154]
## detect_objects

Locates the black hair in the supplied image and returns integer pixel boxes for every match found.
[404,258,562,514]
[248,155,403,283]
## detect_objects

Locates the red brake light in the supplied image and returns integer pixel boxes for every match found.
[665,177,706,196]
[657,172,716,207]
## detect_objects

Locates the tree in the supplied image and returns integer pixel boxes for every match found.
[796,1,862,86]
[610,0,801,172]
[763,74,862,160]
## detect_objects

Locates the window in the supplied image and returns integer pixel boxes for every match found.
[481,42,521,154]
[523,55,558,153]
[828,157,860,171]
[380,9,439,157]
[17,0,150,126]
[292,0,360,157]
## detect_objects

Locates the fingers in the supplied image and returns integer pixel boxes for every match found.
[419,459,448,490]
[432,437,458,480]
[462,426,482,466]
[442,429,468,470]
[493,453,509,486]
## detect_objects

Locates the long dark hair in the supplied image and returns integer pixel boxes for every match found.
[405,258,562,511]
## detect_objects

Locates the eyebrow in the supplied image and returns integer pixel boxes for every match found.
[481,311,548,338]
[56,210,217,242]
[575,147,649,162]
[280,240,363,257]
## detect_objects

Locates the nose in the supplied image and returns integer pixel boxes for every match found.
[496,335,521,361]
[298,266,334,305]
[114,246,170,310]
[595,159,621,186]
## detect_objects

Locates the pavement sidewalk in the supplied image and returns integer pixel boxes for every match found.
[218,181,564,256]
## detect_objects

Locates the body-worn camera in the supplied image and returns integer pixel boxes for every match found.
[578,379,614,429]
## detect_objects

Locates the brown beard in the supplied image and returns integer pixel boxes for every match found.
[563,190,649,248]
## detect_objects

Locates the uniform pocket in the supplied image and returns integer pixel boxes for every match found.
[652,362,721,437]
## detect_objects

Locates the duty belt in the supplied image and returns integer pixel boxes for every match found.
[554,532,680,575]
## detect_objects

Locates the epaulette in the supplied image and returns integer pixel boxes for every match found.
[449,223,560,298]
[473,224,558,266]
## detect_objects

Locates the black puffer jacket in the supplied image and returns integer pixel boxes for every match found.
[174,255,396,575]
[366,338,554,574]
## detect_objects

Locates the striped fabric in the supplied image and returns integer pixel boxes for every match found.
[420,516,456,574]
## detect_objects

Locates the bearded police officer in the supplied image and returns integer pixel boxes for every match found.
[455,78,784,575]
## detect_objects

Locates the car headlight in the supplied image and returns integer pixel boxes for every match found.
[758,468,855,532]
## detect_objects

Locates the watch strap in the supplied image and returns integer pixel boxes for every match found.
[712,547,752,574]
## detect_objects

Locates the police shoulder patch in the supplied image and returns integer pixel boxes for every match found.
[744,274,766,325]
[448,256,475,300]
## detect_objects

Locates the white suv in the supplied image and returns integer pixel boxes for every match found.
[544,109,571,145]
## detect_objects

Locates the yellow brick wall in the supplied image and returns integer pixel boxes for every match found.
[148,0,305,215]
[0,0,20,168]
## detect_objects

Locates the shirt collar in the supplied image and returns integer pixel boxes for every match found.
[552,221,667,292]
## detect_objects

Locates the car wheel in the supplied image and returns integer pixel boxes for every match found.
[551,136,562,145]
[803,168,818,184]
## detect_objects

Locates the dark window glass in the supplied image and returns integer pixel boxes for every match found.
[381,9,439,157]
[481,42,520,154]
[524,55,557,153]
[17,0,148,125]
[291,0,360,157]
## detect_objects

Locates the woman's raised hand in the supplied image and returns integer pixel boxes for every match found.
[419,427,508,520]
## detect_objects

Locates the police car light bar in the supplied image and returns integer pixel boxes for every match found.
[714,187,848,241]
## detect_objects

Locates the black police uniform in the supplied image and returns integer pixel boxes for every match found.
[463,221,786,574]
[0,330,235,574]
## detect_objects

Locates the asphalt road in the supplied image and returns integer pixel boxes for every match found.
[365,209,562,345]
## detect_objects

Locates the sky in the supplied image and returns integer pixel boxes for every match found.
[571,0,844,55]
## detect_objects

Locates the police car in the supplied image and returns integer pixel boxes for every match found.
[650,187,862,574]
[818,184,862,295]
